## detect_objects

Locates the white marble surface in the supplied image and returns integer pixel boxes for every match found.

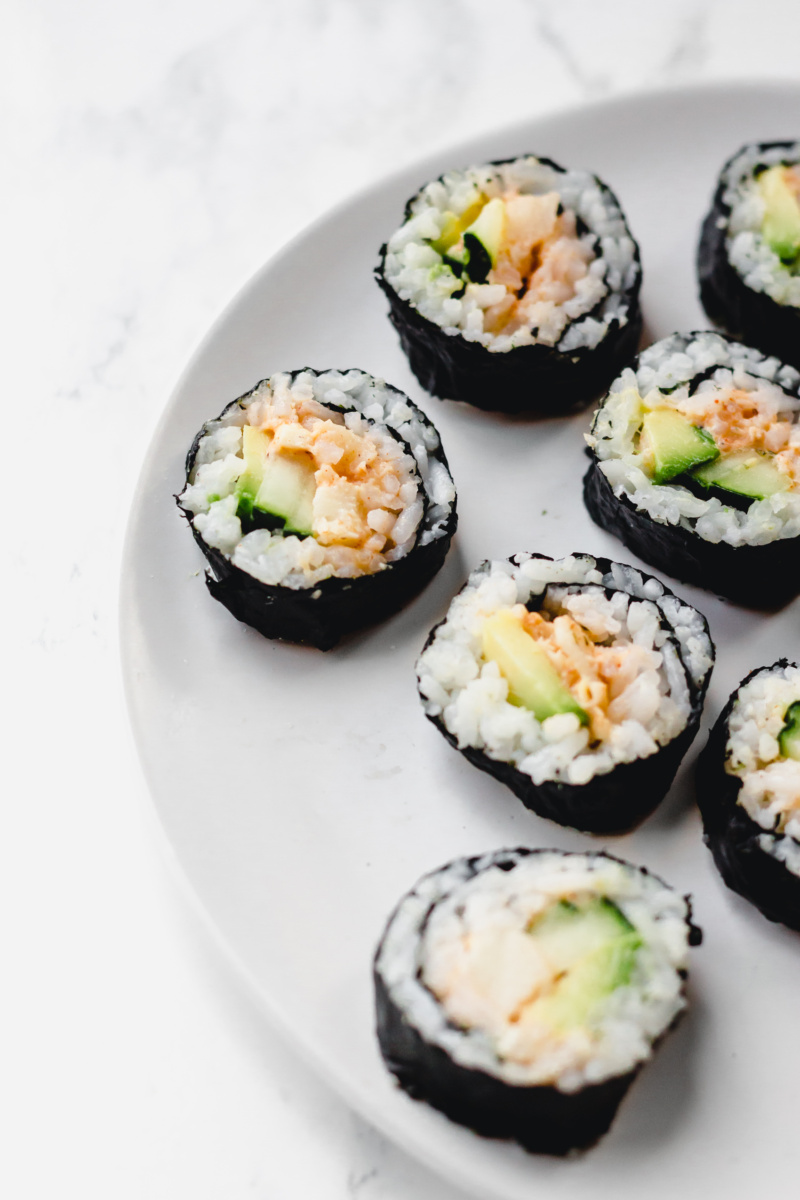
[6,2,800,1197]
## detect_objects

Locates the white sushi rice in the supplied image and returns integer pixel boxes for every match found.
[383,156,638,353]
[179,370,456,590]
[376,850,692,1092]
[722,142,800,308]
[588,331,800,547]
[415,554,712,786]
[725,662,800,871]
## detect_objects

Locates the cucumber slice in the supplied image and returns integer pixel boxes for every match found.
[429,195,487,256]
[462,197,508,283]
[779,701,800,761]
[690,449,791,502]
[253,452,316,535]
[236,425,273,519]
[640,408,719,484]
[481,610,588,725]
[759,164,800,263]
[525,897,641,1032]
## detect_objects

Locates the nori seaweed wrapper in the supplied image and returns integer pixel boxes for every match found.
[177,370,457,650]
[417,554,714,835]
[376,156,642,415]
[696,661,800,932]
[698,141,800,371]
[583,332,800,610]
[374,848,699,1155]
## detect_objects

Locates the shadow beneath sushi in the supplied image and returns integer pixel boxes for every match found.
[427,714,704,836]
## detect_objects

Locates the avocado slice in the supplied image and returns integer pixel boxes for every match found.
[759,164,800,263]
[690,449,791,502]
[429,195,487,256]
[779,701,800,761]
[481,610,588,725]
[525,897,641,1032]
[462,197,508,283]
[640,408,719,484]
[236,425,274,520]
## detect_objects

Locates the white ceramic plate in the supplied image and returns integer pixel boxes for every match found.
[122,84,800,1200]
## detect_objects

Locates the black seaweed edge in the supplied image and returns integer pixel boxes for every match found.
[176,369,458,650]
[582,330,800,609]
[417,553,714,835]
[696,659,800,931]
[698,140,800,371]
[375,155,643,415]
[373,847,700,1156]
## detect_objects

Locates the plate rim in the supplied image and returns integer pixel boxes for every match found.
[120,78,800,1200]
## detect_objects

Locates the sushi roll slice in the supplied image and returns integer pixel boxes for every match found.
[584,331,800,609]
[177,369,457,649]
[697,660,800,931]
[415,553,713,834]
[376,155,642,415]
[698,141,800,371]
[374,848,700,1155]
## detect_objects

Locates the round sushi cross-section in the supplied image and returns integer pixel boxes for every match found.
[698,141,800,371]
[697,661,800,931]
[374,848,700,1155]
[415,553,713,834]
[584,331,800,608]
[376,155,642,414]
[177,369,457,649]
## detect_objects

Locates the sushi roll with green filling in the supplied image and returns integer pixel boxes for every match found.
[177,369,457,649]
[584,331,800,608]
[415,553,713,834]
[699,141,800,371]
[376,155,642,414]
[697,660,800,931]
[374,848,700,1155]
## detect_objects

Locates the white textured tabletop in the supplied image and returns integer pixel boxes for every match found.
[7,3,800,1197]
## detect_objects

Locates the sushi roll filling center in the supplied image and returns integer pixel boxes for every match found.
[409,854,689,1091]
[382,156,637,355]
[587,332,800,548]
[416,554,709,789]
[180,370,455,589]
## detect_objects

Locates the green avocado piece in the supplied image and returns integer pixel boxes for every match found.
[690,449,791,502]
[481,610,588,725]
[253,452,317,535]
[759,164,800,263]
[236,425,273,520]
[526,897,641,1032]
[462,197,508,283]
[640,407,719,484]
[779,701,800,761]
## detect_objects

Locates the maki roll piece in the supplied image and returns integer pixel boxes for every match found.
[376,155,642,415]
[177,369,457,649]
[698,141,800,371]
[697,660,800,931]
[584,331,800,609]
[374,848,700,1155]
[415,553,713,834]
